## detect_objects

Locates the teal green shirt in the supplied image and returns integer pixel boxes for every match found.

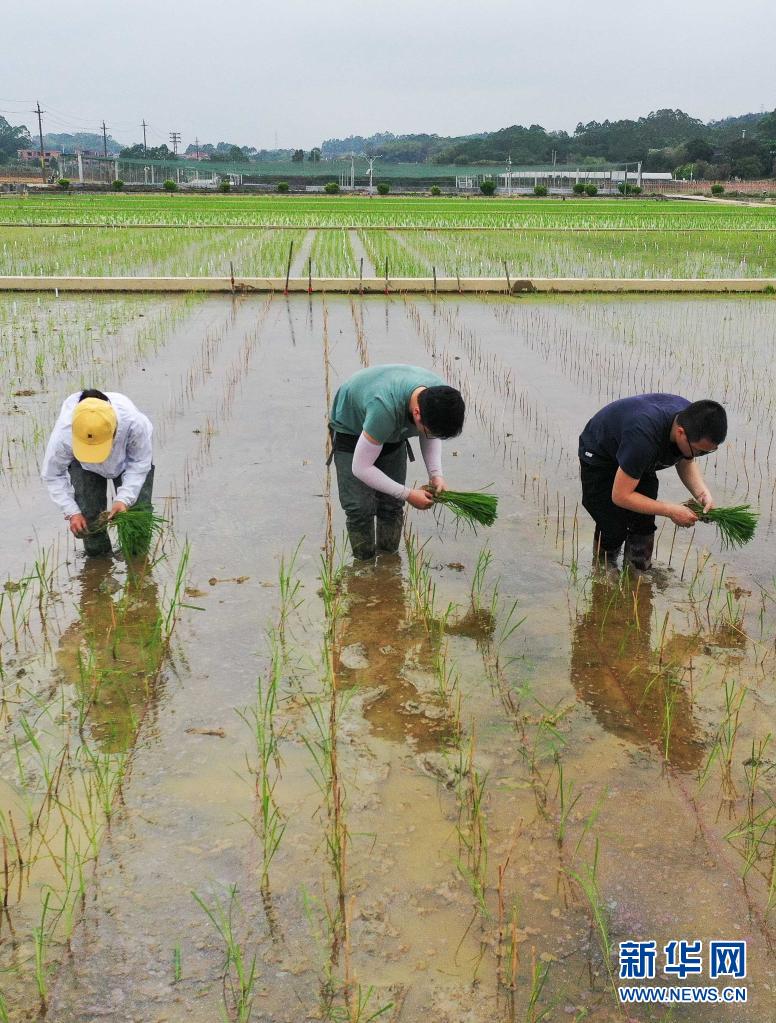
[330,365,445,444]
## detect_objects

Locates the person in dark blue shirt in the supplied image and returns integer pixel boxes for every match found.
[579,395,727,570]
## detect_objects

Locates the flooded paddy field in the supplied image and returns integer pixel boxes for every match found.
[2,224,776,280]
[1,291,775,1021]
[1,195,775,281]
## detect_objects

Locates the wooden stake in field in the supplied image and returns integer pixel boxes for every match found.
[284,239,294,296]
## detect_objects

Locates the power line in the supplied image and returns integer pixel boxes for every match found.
[169,131,181,156]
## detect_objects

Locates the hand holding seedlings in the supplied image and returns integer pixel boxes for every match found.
[667,503,698,528]
[407,488,435,510]
[68,513,88,537]
[109,500,128,519]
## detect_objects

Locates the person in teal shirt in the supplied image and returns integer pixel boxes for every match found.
[329,365,466,560]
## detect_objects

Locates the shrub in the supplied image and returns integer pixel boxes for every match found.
[480,179,496,196]
[219,179,232,193]
[324,182,340,194]
[276,181,289,193]
[584,183,598,197]
[617,183,641,195]
[376,182,390,195]
[430,185,441,196]
[533,184,548,197]
[711,184,724,196]
[112,179,124,191]
[57,178,70,190]
[163,179,178,192]
[572,182,586,195]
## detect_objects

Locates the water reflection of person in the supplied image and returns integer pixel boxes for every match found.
[57,557,163,753]
[335,555,455,751]
[569,572,704,771]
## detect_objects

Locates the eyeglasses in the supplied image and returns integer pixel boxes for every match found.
[682,438,713,461]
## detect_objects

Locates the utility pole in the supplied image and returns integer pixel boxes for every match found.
[195,137,200,160]
[101,121,109,159]
[169,131,181,156]
[362,154,380,193]
[141,119,148,156]
[34,101,46,181]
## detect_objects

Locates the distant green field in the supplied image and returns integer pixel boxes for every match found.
[1,193,775,230]
[1,195,774,278]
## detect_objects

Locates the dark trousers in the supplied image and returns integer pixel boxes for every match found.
[580,461,658,553]
[69,462,155,556]
[333,445,407,560]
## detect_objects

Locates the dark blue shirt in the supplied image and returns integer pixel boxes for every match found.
[579,394,690,479]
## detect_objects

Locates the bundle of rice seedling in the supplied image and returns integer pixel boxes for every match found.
[90,504,166,558]
[431,489,498,528]
[687,500,758,549]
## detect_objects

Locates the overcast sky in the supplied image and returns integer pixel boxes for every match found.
[3,0,774,150]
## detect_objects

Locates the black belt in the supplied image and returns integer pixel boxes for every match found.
[326,429,414,466]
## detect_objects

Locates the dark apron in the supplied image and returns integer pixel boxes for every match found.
[326,429,415,466]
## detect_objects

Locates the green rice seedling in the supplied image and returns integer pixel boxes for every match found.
[173,943,182,983]
[699,680,747,796]
[192,885,257,1023]
[568,841,618,998]
[237,627,286,890]
[89,504,166,559]
[403,527,437,630]
[277,538,304,644]
[326,985,394,1023]
[724,791,776,913]
[686,501,759,549]
[432,488,498,528]
[553,752,582,849]
[455,735,490,921]
[33,888,52,1012]
[470,544,494,614]
[525,946,554,1023]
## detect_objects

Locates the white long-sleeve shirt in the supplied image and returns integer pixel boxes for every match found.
[41,392,153,517]
[352,432,443,500]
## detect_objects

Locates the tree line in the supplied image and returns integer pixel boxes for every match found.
[3,107,775,179]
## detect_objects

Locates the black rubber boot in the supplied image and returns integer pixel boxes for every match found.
[624,532,655,571]
[593,527,622,566]
[376,514,403,554]
[348,525,376,561]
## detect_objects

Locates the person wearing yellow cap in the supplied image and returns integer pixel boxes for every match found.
[41,389,154,557]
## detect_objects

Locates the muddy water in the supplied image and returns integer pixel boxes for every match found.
[1,294,775,1021]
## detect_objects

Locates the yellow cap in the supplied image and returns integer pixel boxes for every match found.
[71,398,117,463]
